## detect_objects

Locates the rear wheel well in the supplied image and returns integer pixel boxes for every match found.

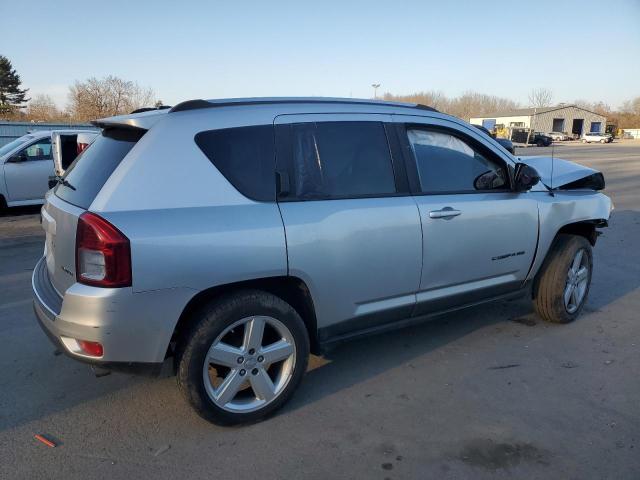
[170,276,320,359]
[0,194,6,210]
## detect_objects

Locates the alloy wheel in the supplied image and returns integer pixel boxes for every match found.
[202,316,296,413]
[564,248,589,314]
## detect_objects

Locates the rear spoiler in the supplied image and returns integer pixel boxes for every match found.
[91,109,168,131]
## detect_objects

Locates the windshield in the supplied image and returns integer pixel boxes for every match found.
[0,136,33,158]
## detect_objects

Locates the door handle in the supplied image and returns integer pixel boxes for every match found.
[428,207,461,219]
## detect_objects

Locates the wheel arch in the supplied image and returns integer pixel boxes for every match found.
[555,218,607,246]
[527,217,607,290]
[170,275,320,360]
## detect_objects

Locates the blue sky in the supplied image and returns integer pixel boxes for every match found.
[2,0,639,109]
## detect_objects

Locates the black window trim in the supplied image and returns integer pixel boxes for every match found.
[275,120,410,203]
[396,122,516,196]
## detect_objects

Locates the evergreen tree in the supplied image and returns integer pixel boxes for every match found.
[0,55,29,115]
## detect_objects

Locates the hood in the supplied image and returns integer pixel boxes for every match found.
[518,156,605,190]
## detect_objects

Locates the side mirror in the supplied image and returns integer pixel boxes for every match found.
[7,152,27,163]
[513,163,541,192]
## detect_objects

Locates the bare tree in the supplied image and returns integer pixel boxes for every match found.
[528,88,553,108]
[383,90,449,111]
[25,94,66,122]
[382,90,519,120]
[68,75,155,122]
[621,96,640,116]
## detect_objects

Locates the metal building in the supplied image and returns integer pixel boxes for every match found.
[0,121,98,147]
[470,105,607,138]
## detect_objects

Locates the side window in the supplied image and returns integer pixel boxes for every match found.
[287,121,396,199]
[195,125,275,201]
[23,139,52,161]
[407,128,508,193]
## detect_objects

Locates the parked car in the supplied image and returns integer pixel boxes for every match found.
[472,124,516,154]
[0,130,97,208]
[582,132,613,144]
[548,132,570,141]
[531,132,553,147]
[32,97,611,425]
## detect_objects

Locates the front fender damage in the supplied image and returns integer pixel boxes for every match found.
[519,156,605,190]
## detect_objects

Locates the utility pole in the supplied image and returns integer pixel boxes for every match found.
[371,83,381,99]
[526,106,537,147]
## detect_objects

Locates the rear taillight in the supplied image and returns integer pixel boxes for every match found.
[76,212,131,287]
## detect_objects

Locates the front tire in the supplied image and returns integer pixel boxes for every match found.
[533,235,593,323]
[177,290,309,425]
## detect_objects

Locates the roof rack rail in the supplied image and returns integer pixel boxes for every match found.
[168,97,438,114]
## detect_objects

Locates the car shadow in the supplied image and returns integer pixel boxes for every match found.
[0,204,41,217]
[284,297,533,414]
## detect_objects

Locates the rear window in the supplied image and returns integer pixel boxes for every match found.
[54,128,143,209]
[194,125,275,201]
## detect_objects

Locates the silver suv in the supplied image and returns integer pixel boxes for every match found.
[32,98,611,425]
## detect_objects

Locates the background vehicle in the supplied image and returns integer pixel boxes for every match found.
[32,98,611,425]
[548,131,570,141]
[52,130,99,176]
[531,132,553,147]
[472,124,516,154]
[582,132,613,143]
[0,130,96,208]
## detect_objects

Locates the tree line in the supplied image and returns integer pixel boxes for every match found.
[1,54,639,128]
[384,88,640,128]
[1,55,157,123]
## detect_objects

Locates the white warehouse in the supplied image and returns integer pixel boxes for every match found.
[470,105,607,137]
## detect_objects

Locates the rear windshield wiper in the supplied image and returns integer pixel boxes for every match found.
[53,175,76,191]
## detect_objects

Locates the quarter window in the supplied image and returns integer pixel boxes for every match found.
[407,128,508,193]
[195,125,275,201]
[287,121,396,199]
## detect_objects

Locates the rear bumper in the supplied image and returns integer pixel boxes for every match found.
[33,301,162,376]
[32,256,195,374]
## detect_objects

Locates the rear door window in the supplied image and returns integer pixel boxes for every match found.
[195,125,275,201]
[55,128,143,209]
[281,121,396,200]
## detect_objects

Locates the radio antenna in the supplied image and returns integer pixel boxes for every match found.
[549,141,555,196]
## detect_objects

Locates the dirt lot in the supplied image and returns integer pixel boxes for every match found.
[1,141,639,479]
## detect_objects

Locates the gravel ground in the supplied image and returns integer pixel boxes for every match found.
[0,140,638,479]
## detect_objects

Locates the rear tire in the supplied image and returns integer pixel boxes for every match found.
[177,290,309,425]
[533,235,593,324]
